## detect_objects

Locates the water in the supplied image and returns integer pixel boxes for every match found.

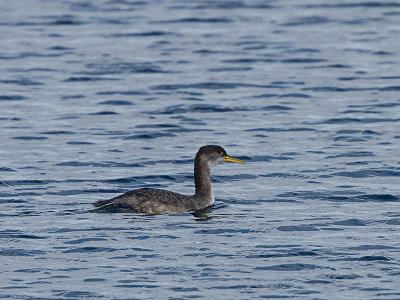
[1,0,400,298]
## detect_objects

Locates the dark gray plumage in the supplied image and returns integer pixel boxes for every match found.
[93,145,244,215]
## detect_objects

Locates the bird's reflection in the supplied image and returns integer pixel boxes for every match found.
[191,206,214,221]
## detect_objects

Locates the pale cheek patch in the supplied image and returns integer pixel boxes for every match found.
[207,157,225,168]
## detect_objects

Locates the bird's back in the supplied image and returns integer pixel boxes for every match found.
[93,188,198,215]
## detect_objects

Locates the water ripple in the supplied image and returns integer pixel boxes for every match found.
[255,264,326,271]
[151,82,271,90]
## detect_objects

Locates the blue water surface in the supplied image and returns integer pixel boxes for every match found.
[1,0,400,299]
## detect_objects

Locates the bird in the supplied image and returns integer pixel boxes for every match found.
[93,145,244,215]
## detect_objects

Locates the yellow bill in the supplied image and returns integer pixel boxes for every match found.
[224,156,245,164]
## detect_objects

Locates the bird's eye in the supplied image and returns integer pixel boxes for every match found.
[220,152,224,157]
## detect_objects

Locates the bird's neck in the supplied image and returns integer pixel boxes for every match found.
[194,159,213,202]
